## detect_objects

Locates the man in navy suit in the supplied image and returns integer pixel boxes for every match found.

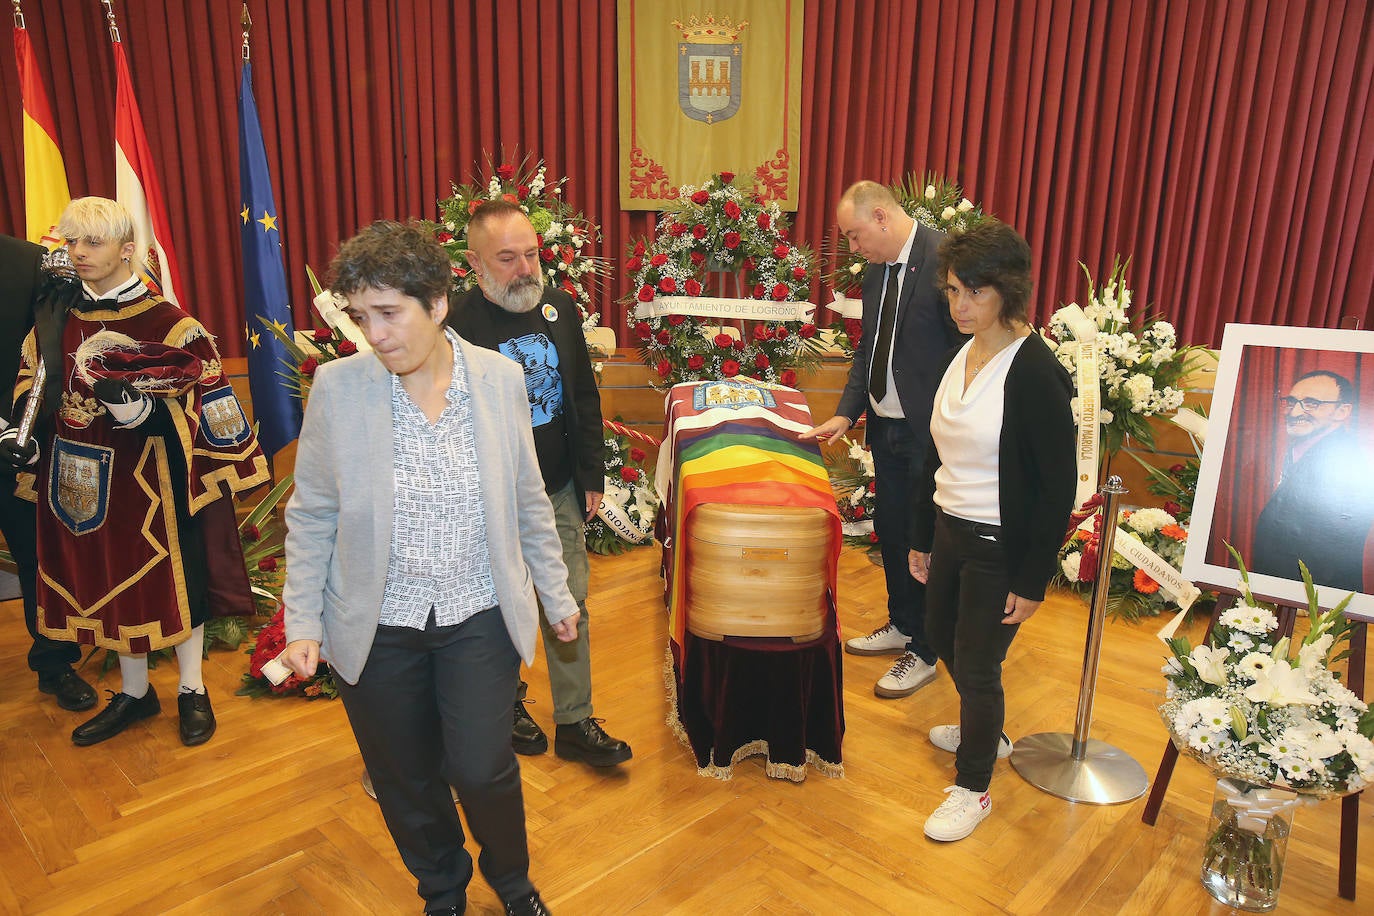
[0,234,95,712]
[802,181,965,698]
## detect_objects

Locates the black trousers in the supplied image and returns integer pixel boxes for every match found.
[0,471,79,676]
[337,606,532,911]
[924,510,1020,793]
[867,414,937,664]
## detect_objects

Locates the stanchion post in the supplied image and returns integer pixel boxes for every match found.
[1010,476,1150,804]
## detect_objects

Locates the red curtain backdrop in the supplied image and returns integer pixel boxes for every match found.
[1207,344,1374,575]
[2,0,1371,359]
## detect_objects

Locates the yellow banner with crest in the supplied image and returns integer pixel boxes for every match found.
[618,0,803,210]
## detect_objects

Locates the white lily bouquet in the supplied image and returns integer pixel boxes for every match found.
[1161,547,1374,795]
[1043,259,1195,453]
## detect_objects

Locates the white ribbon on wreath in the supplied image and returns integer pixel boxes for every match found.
[595,481,656,544]
[1055,304,1102,509]
[633,296,815,323]
[830,291,863,320]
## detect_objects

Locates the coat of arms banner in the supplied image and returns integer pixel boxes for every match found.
[617,0,804,211]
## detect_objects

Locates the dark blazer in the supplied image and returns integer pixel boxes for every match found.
[0,236,43,424]
[1251,427,1374,593]
[912,333,1077,601]
[447,286,605,507]
[834,224,964,439]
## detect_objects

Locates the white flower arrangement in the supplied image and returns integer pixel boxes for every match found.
[1042,259,1199,453]
[436,156,610,325]
[1160,547,1374,796]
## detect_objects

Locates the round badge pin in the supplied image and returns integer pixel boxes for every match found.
[542,303,559,322]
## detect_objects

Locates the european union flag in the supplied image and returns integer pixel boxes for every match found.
[239,59,301,458]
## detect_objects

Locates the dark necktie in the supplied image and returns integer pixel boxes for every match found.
[868,262,900,402]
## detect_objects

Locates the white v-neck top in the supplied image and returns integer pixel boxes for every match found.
[930,336,1028,525]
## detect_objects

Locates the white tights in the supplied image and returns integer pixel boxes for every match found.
[116,624,206,697]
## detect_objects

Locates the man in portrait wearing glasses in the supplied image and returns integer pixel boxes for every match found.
[1250,369,1374,593]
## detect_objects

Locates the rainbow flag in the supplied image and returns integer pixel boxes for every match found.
[658,381,840,648]
[113,39,184,305]
[13,23,71,244]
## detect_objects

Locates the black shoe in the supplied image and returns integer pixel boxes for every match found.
[513,682,548,755]
[177,688,216,746]
[503,891,550,916]
[37,667,97,711]
[71,686,160,746]
[554,717,632,767]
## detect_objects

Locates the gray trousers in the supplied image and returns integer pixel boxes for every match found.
[537,481,594,724]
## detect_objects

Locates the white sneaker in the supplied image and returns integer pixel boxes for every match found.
[923,786,992,841]
[845,622,909,656]
[874,651,937,698]
[929,724,1014,759]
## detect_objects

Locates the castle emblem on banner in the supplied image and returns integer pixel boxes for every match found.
[675,15,748,124]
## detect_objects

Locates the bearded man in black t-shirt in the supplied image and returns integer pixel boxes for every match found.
[447,201,631,768]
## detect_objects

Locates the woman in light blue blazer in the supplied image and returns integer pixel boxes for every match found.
[282,221,576,916]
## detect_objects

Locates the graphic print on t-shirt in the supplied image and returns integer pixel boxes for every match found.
[500,333,564,427]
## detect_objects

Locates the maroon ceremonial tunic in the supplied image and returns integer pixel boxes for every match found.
[16,289,269,652]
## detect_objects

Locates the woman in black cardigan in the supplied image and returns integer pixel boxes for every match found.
[908,220,1076,842]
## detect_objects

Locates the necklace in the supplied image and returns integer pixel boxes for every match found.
[968,331,1023,377]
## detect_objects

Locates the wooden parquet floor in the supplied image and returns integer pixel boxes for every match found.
[0,545,1369,914]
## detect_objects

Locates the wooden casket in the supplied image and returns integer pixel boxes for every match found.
[684,503,834,643]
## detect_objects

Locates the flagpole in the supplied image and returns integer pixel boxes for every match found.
[101,0,120,43]
[242,2,251,60]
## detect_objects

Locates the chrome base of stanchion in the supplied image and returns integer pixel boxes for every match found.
[1010,732,1149,805]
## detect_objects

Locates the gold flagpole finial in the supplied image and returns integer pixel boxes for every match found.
[12,1,24,30]
[101,0,120,44]
[241,3,252,61]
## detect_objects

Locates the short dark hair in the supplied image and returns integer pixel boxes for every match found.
[466,199,529,241]
[1295,369,1356,405]
[936,219,1033,326]
[328,220,450,308]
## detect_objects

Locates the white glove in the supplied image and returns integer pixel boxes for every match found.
[92,378,154,429]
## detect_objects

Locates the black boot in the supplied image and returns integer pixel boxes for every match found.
[37,667,97,711]
[503,891,550,916]
[72,686,160,746]
[554,717,632,767]
[512,681,548,755]
[177,688,216,746]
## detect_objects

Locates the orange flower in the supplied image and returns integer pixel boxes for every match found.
[1133,569,1161,594]
[1160,523,1187,540]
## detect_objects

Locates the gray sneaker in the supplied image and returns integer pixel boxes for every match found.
[874,651,938,698]
[845,622,909,656]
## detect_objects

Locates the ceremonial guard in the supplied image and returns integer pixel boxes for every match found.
[1,197,268,746]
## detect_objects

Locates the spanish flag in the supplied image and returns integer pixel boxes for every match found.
[13,21,71,244]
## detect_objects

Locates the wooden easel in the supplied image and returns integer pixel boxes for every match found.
[1140,590,1368,900]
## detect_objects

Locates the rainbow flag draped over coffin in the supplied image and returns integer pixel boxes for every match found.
[657,380,841,648]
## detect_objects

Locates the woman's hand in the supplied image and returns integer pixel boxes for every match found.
[284,639,320,678]
[1002,593,1042,625]
[908,550,930,583]
[551,610,581,642]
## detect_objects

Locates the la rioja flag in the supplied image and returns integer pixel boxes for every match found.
[113,39,184,305]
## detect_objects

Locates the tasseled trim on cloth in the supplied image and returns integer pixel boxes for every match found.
[663,646,844,782]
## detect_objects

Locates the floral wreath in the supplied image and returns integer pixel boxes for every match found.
[585,420,660,555]
[826,436,879,548]
[436,156,609,329]
[626,172,824,388]
[827,171,987,297]
[1042,259,1199,454]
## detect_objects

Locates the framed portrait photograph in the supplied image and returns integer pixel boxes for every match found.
[1183,324,1374,622]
